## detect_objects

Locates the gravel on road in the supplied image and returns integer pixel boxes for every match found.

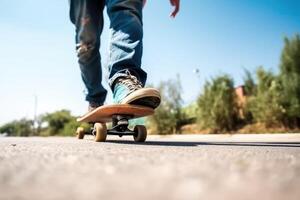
[0,134,300,200]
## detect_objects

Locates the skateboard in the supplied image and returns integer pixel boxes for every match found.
[76,104,154,142]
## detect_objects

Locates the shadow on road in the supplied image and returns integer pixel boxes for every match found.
[106,140,300,148]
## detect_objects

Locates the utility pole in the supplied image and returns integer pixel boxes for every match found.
[193,68,201,85]
[193,68,200,80]
[33,95,38,133]
[193,68,204,95]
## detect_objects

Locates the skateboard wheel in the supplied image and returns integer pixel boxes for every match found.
[76,127,85,139]
[94,123,107,142]
[133,125,147,142]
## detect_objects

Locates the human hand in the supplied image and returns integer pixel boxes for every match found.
[143,0,180,18]
[169,0,180,18]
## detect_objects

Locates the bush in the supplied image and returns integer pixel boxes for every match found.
[0,118,33,136]
[246,35,300,128]
[41,110,78,136]
[197,74,239,133]
[247,67,285,127]
[147,76,187,134]
[279,34,300,127]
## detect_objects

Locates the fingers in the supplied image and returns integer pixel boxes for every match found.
[169,0,180,18]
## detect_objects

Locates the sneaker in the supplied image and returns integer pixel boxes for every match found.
[113,75,161,109]
[88,102,102,112]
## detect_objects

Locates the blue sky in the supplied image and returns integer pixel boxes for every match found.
[0,0,299,125]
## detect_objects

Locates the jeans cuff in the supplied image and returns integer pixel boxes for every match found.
[108,69,141,89]
[109,73,126,88]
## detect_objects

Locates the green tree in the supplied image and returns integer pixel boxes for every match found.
[147,76,187,134]
[279,34,300,127]
[0,118,33,136]
[197,74,239,133]
[41,110,76,136]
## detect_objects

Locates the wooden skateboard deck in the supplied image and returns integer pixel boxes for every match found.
[77,104,154,123]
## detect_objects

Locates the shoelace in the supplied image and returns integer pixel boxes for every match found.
[118,75,142,92]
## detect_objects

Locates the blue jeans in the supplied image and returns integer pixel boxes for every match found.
[69,0,147,104]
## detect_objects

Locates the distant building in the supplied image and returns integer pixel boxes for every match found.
[235,85,247,118]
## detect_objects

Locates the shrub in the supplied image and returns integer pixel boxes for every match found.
[197,74,239,133]
[247,67,285,127]
[147,76,187,134]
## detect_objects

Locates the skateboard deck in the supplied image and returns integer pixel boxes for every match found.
[77,104,154,123]
[76,104,154,142]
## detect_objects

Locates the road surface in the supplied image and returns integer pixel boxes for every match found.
[1,134,300,200]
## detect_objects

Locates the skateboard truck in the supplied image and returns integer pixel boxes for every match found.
[107,115,135,137]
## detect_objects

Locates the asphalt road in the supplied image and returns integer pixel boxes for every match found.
[1,134,300,200]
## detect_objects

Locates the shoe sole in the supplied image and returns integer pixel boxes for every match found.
[120,88,161,109]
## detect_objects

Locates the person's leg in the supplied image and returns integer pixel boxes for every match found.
[106,0,146,88]
[105,0,160,109]
[69,0,107,107]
